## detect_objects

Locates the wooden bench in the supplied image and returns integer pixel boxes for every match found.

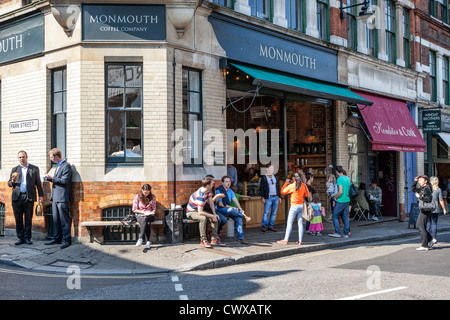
[81,220,164,243]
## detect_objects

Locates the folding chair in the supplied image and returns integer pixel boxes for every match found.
[353,192,370,221]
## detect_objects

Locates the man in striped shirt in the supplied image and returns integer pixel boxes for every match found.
[186,177,225,248]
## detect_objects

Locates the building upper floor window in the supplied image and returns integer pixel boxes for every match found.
[403,8,411,68]
[443,56,449,105]
[51,68,67,159]
[106,63,143,164]
[182,68,203,166]
[385,0,396,64]
[286,0,305,33]
[366,0,378,57]
[430,51,437,102]
[249,0,273,21]
[346,0,357,50]
[316,0,329,41]
[210,0,234,8]
[430,0,449,24]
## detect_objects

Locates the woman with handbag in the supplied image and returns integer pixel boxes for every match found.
[277,173,311,245]
[411,175,434,251]
[132,184,157,249]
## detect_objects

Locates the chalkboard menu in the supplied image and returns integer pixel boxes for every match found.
[408,203,419,229]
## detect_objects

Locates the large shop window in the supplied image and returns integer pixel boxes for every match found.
[51,68,67,159]
[182,68,203,166]
[106,63,143,163]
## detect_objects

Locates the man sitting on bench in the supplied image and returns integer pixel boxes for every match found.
[185,177,225,248]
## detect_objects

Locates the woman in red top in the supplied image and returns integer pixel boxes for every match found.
[132,184,157,249]
[277,172,311,245]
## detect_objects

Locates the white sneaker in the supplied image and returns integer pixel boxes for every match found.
[145,241,151,249]
[136,238,143,246]
[416,246,429,251]
[328,233,341,238]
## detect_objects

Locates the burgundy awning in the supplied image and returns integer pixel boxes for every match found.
[353,91,426,152]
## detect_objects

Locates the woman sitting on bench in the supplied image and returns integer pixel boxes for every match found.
[132,184,157,249]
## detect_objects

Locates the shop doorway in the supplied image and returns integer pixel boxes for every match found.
[378,151,398,217]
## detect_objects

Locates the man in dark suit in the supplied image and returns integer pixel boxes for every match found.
[44,148,73,249]
[8,150,44,245]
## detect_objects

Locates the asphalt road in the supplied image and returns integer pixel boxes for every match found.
[0,231,449,304]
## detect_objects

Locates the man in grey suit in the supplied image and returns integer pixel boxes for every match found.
[44,148,73,249]
[8,151,44,245]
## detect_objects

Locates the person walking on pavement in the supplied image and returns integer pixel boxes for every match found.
[133,184,157,249]
[8,151,44,245]
[186,177,225,248]
[411,175,434,251]
[44,148,73,249]
[427,176,448,248]
[329,166,351,238]
[259,164,281,232]
[277,172,310,245]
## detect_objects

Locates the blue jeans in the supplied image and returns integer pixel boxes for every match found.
[283,204,304,242]
[426,212,439,239]
[332,201,350,236]
[216,210,228,233]
[217,207,245,240]
[262,196,279,229]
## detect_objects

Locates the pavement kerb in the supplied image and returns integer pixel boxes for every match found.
[1,222,450,275]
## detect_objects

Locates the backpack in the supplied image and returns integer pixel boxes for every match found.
[349,184,359,200]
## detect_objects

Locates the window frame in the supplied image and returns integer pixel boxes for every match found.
[51,68,67,160]
[286,0,306,33]
[249,0,273,22]
[210,0,235,8]
[429,51,437,102]
[385,0,396,64]
[346,0,358,50]
[316,0,329,41]
[182,67,203,167]
[443,56,449,105]
[366,0,378,58]
[403,8,411,68]
[105,63,144,165]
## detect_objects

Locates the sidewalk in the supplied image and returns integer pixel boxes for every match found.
[0,215,449,275]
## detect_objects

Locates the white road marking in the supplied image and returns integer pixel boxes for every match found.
[172,274,188,300]
[338,286,408,300]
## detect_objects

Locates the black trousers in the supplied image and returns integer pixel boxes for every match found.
[12,193,34,240]
[137,215,155,242]
[417,211,432,248]
[52,201,72,244]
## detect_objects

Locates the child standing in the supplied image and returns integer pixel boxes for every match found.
[326,174,337,209]
[309,193,325,236]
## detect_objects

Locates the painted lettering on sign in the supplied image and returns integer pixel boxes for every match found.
[259,44,316,70]
[372,122,417,137]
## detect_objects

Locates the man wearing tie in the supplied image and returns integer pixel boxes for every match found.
[8,151,44,245]
[44,148,73,249]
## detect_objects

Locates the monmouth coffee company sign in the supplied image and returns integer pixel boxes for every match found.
[82,5,166,41]
[0,13,44,65]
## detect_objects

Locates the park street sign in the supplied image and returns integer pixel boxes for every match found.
[10,119,39,133]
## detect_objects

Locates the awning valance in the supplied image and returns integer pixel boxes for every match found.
[230,62,373,106]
